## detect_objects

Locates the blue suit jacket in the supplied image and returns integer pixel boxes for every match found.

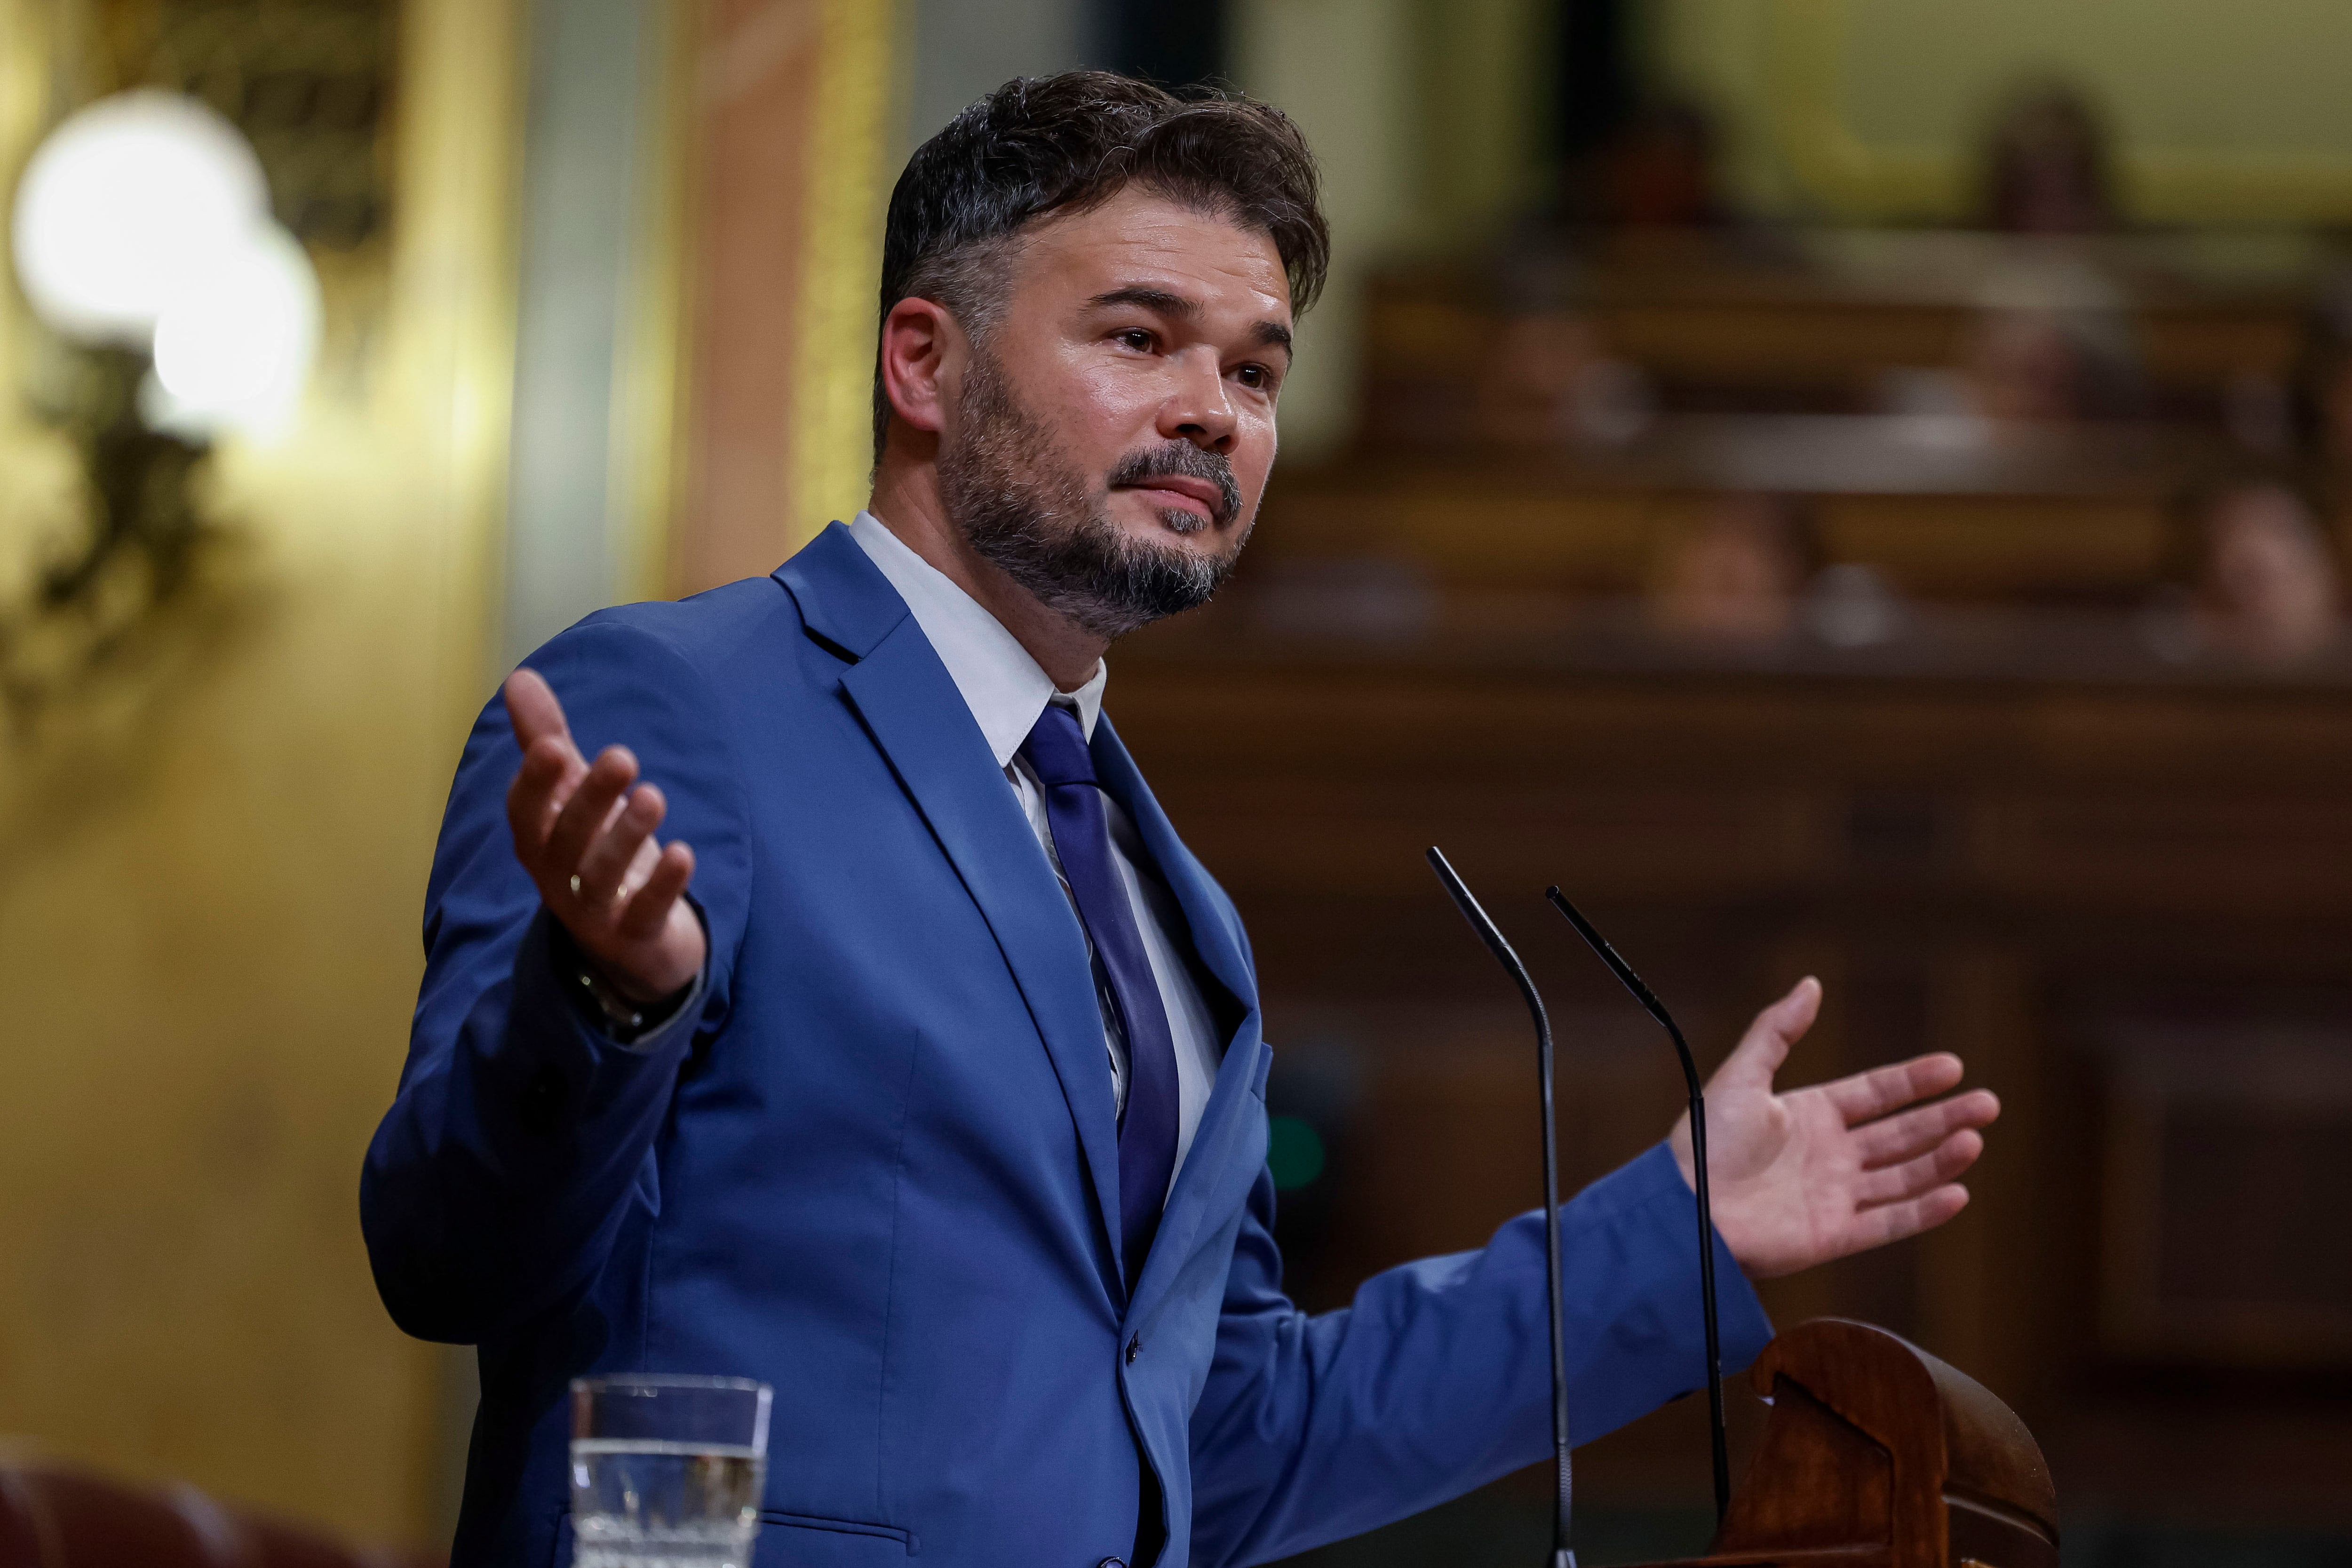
[361,523,1772,1568]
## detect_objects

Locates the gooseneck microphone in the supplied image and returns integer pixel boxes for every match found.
[1543,887,1732,1526]
[1425,848,1576,1568]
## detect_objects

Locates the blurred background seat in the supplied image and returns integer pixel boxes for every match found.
[0,1457,439,1568]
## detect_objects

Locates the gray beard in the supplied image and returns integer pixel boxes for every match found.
[936,346,1246,641]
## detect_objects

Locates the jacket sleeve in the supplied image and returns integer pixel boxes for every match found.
[359,619,755,1345]
[1185,1142,1775,1568]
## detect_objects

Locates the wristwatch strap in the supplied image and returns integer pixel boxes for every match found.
[549,918,694,1045]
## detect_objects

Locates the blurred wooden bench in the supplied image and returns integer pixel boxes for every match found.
[1369,230,2328,420]
[1254,441,2224,604]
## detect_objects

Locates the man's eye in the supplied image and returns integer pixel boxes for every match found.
[1236,365,1268,389]
[1116,328,1155,352]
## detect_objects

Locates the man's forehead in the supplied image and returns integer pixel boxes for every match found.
[1017,192,1293,321]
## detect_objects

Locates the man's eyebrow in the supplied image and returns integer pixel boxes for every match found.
[1089,287,1295,359]
[1249,320,1295,358]
[1089,286,1200,320]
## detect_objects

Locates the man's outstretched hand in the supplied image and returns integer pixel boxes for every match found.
[1672,978,2000,1280]
[502,668,706,1002]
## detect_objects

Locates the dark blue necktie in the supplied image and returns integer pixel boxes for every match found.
[1021,702,1179,1291]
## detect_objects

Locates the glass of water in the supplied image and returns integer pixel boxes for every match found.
[571,1374,772,1568]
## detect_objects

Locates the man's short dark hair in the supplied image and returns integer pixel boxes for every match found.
[873,71,1329,462]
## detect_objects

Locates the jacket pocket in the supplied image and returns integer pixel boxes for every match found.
[757,1510,917,1560]
[557,1508,914,1565]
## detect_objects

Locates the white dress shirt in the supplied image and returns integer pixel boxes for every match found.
[847,512,1224,1187]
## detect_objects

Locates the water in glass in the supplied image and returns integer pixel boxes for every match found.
[570,1438,765,1568]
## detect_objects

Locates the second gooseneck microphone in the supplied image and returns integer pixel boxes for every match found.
[1544,887,1732,1525]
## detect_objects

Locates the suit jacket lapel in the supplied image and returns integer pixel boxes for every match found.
[1090,716,1268,1310]
[780,528,1126,1291]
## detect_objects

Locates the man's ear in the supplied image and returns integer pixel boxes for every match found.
[879,297,961,438]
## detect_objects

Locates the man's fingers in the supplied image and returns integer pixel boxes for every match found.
[503,669,578,758]
[574,784,666,908]
[1856,1130,1984,1207]
[1822,1051,1967,1127]
[545,746,640,881]
[1717,976,1820,1088]
[618,832,665,901]
[615,842,695,941]
[507,736,586,847]
[496,684,699,995]
[1846,1184,1971,1254]
[501,667,583,855]
[1852,1088,2002,1169]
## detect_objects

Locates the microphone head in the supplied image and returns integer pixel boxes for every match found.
[1425,846,1522,971]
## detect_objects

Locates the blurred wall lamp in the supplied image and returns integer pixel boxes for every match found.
[4,89,318,720]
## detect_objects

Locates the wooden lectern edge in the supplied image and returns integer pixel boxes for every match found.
[1613,1318,2058,1568]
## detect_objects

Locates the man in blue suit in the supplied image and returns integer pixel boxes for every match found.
[363,73,2000,1568]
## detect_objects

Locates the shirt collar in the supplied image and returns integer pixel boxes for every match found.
[846,510,1105,768]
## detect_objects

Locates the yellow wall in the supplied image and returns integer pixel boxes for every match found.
[0,0,519,1545]
[1657,0,2352,224]
[1231,0,1556,460]
[1240,0,2352,452]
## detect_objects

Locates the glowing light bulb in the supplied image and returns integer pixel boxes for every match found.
[11,90,270,343]
[149,221,320,439]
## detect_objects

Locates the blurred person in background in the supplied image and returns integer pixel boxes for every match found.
[365,72,1999,1568]
[1878,261,2144,430]
[2303,340,2352,469]
[1646,492,1817,644]
[1474,309,1653,446]
[2291,289,2352,473]
[2149,472,2344,666]
[1957,303,2144,424]
[1596,100,1725,231]
[1979,81,2118,236]
[1494,90,1728,249]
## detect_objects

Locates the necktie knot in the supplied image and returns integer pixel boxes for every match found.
[1020,701,1097,789]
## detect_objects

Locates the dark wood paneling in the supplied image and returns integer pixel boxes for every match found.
[1113,609,2352,1522]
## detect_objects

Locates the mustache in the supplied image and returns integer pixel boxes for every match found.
[1105,442,1242,529]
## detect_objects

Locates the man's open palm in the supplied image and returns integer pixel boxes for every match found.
[1673,978,2001,1280]
[503,668,705,1002]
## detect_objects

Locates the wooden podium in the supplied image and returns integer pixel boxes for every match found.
[1629,1319,2059,1568]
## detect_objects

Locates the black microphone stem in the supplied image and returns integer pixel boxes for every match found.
[1544,887,1732,1527]
[1426,848,1576,1568]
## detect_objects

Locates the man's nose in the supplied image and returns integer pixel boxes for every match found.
[1159,349,1237,454]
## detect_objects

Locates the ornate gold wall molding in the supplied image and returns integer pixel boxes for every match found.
[784,0,898,548]
[670,0,901,596]
[615,0,697,606]
[380,0,525,724]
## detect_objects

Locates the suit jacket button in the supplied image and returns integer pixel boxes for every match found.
[1098,1559,1127,1568]
[1125,1335,1142,1364]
